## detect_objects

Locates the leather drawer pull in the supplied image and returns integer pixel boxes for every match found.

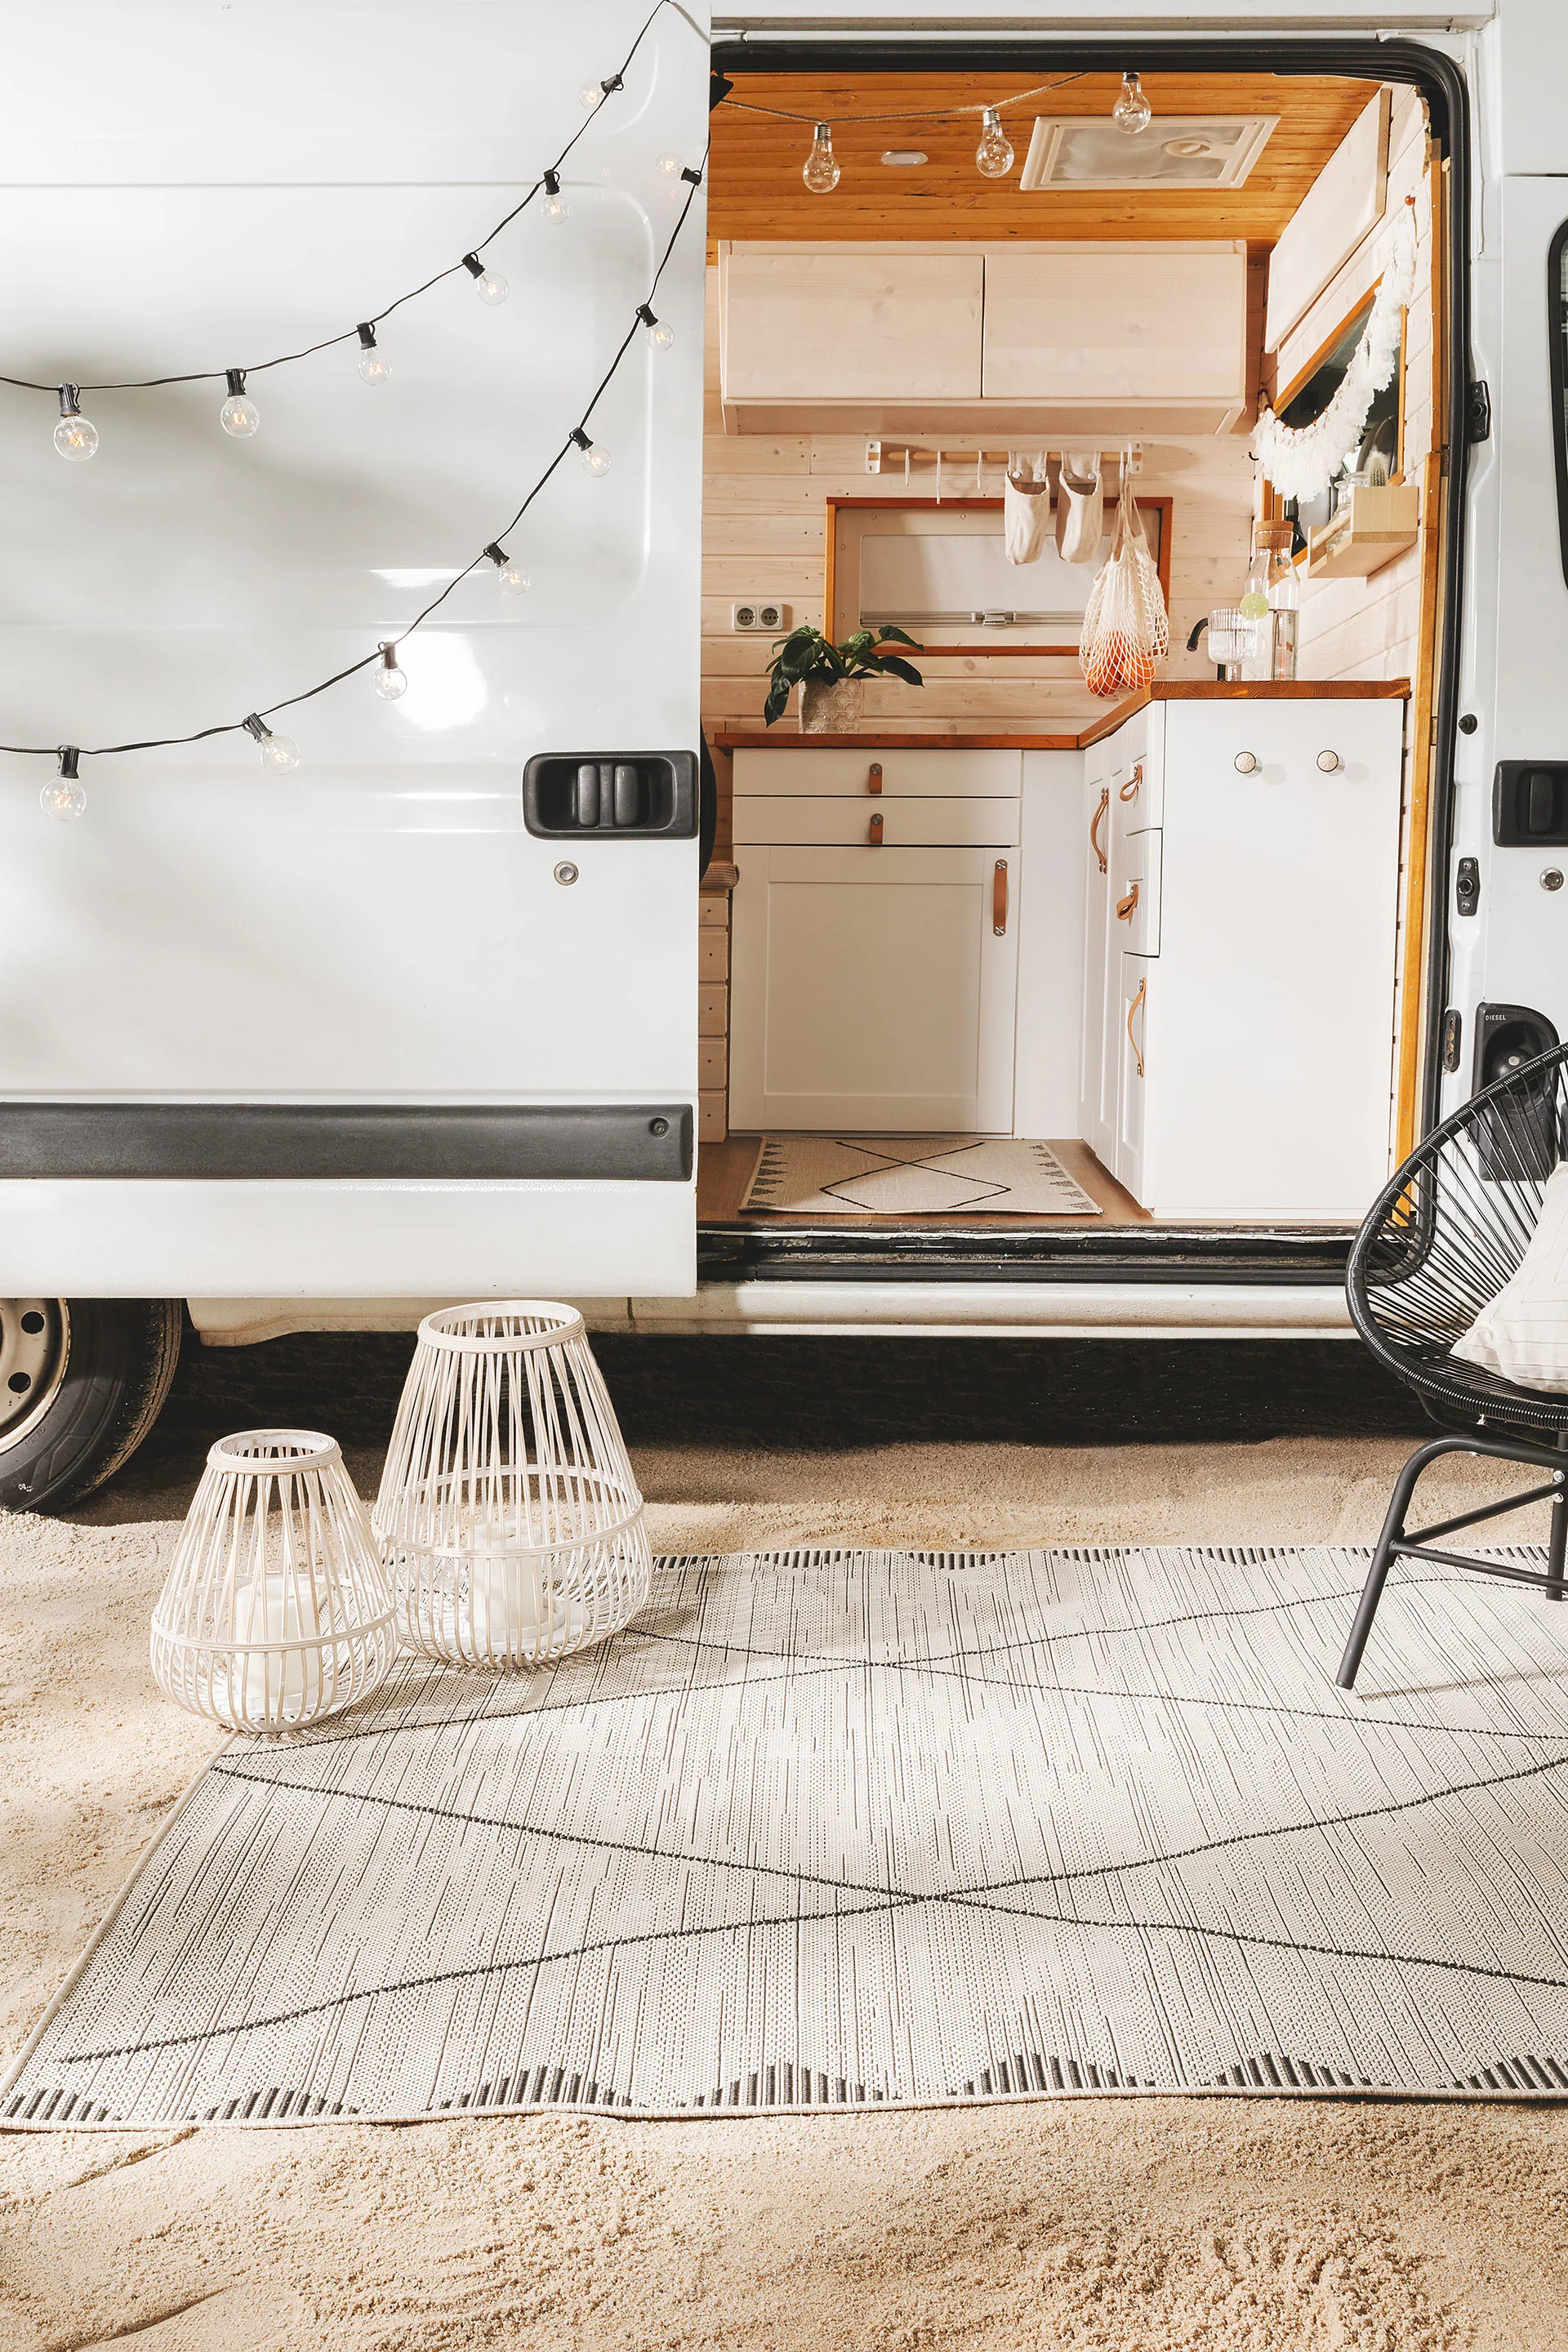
[1089,786,1109,874]
[993,858,1009,936]
[867,762,883,795]
[1119,763,1143,802]
[1116,880,1140,922]
[1127,978,1147,1078]
[868,811,884,846]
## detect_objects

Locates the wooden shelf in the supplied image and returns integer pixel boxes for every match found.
[1307,483,1422,579]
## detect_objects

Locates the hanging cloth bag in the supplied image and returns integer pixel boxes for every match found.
[1055,450,1103,565]
[1003,453,1052,565]
[1079,475,1169,700]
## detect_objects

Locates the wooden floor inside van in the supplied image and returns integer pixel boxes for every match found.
[697,1135,1151,1229]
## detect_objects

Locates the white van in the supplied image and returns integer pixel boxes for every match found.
[0,0,1557,1505]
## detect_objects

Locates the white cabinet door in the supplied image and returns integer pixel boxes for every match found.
[981,243,1249,432]
[731,846,1018,1133]
[733,797,1019,849]
[1079,745,1115,1165]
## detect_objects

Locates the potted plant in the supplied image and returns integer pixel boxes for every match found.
[763,624,923,733]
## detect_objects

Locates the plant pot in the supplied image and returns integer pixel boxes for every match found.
[799,676,865,733]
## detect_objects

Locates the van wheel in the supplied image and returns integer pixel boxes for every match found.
[0,1298,183,1513]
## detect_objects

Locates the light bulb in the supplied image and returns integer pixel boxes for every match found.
[355,323,390,385]
[244,714,301,773]
[581,80,604,109]
[803,122,840,194]
[374,644,408,699]
[42,749,86,820]
[975,107,1014,178]
[53,385,97,461]
[581,442,611,478]
[637,303,675,352]
[220,368,259,438]
[462,252,509,305]
[656,152,684,177]
[486,540,530,596]
[1113,71,1152,136]
[542,171,568,224]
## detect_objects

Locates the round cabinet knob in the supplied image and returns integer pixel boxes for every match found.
[1233,751,1258,775]
[1316,749,1343,773]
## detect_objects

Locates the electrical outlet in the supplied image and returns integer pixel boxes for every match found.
[731,599,789,634]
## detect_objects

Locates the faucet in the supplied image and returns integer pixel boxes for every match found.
[1187,614,1232,684]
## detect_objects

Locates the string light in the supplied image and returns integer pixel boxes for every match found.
[581,70,623,110]
[541,171,569,225]
[570,425,611,478]
[485,541,531,597]
[637,301,675,352]
[355,323,390,385]
[220,368,260,438]
[53,385,97,462]
[803,122,840,194]
[373,643,408,700]
[1113,71,1152,135]
[41,748,86,821]
[2,145,706,795]
[656,152,684,177]
[975,107,1015,178]
[461,251,509,306]
[243,715,301,773]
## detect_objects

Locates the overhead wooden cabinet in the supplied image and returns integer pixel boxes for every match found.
[982,243,1250,434]
[719,244,983,430]
[717,239,1249,434]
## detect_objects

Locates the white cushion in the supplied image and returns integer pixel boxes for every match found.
[1452,1160,1568,1392]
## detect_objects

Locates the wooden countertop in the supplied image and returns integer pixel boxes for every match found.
[714,680,1412,759]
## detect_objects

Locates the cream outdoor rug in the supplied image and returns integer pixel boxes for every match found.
[10,1544,1568,2127]
[741,1136,1101,1216]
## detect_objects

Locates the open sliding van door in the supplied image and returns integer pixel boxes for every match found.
[0,0,709,1303]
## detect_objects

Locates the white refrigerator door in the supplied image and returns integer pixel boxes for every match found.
[0,0,708,1297]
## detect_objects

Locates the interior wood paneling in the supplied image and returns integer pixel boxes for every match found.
[709,73,1381,256]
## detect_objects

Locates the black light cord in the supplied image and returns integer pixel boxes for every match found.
[0,0,682,397]
[0,144,709,763]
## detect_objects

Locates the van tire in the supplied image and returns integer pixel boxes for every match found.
[0,1298,183,1514]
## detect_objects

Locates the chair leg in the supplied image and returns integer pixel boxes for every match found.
[1336,1437,1464,1691]
[1548,1432,1568,1601]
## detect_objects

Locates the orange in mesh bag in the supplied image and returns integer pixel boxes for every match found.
[1079,478,1169,698]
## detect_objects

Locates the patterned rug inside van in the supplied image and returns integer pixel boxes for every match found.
[10,1544,1568,2126]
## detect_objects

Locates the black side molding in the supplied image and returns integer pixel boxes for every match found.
[0,1102,693,1183]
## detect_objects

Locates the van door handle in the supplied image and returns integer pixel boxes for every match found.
[1089,786,1109,874]
[1116,880,1140,922]
[993,858,1008,936]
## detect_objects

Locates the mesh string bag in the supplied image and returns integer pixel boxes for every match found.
[1079,476,1169,699]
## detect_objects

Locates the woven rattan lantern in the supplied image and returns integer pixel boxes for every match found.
[373,1302,650,1669]
[150,1431,395,1734]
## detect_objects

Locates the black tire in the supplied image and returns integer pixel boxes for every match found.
[0,1298,182,1513]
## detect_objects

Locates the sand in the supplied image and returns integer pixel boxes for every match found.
[4,1427,1568,2350]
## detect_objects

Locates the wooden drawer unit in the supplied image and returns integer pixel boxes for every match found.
[735,795,1020,849]
[733,748,1023,800]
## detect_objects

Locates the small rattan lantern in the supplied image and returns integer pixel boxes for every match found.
[150,1430,395,1734]
[373,1302,650,1670]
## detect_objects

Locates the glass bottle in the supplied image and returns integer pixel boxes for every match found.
[1262,522,1299,682]
[1238,535,1273,681]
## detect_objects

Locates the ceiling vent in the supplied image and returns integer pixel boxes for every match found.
[1019,115,1277,193]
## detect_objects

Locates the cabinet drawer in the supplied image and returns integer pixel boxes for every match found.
[733,795,1019,849]
[733,749,1022,799]
[1111,826,1161,956]
[1110,738,1165,834]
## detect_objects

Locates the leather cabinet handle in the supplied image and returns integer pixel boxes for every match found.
[1116,880,1140,922]
[868,761,883,795]
[868,811,884,846]
[1089,786,1109,874]
[993,858,1008,937]
[1119,763,1143,803]
[1127,977,1147,1079]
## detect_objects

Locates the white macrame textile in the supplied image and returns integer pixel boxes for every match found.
[1252,202,1419,506]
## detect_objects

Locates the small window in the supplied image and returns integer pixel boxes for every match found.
[1550,220,1568,590]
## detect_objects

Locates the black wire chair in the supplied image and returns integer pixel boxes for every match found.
[1338,1039,1568,1689]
